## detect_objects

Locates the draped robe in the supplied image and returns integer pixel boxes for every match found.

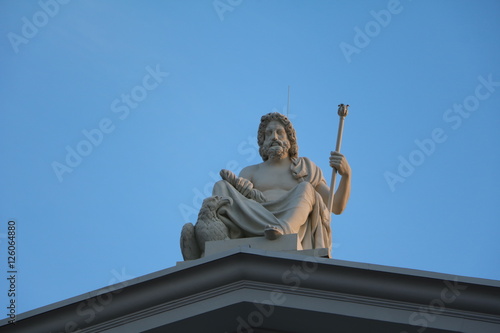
[212,157,332,256]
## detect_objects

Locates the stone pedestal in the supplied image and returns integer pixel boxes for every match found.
[204,234,328,257]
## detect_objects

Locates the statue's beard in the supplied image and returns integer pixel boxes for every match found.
[262,139,291,160]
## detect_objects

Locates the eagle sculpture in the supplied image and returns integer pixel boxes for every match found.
[180,195,232,260]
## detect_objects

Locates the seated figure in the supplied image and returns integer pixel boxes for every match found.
[181,112,351,260]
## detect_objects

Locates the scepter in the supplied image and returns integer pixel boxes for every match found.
[327,104,349,213]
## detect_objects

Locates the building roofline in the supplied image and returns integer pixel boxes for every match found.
[2,247,499,332]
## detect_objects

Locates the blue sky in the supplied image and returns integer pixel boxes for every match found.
[1,0,499,316]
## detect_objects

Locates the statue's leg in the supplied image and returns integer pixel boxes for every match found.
[264,225,283,240]
[262,181,315,234]
[265,181,332,253]
[212,180,289,237]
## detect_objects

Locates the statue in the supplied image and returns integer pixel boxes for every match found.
[181,112,351,260]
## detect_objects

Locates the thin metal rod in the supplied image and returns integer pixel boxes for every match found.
[287,86,290,117]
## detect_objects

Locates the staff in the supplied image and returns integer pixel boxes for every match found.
[328,104,349,212]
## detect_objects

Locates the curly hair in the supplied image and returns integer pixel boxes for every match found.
[257,112,298,161]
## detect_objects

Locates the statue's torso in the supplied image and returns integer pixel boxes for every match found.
[251,162,299,201]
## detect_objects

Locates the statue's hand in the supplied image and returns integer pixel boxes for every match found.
[220,169,254,197]
[235,177,254,197]
[329,152,351,177]
[220,169,237,184]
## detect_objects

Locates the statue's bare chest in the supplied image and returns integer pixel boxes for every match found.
[252,164,299,192]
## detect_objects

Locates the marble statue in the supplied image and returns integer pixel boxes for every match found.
[181,112,351,260]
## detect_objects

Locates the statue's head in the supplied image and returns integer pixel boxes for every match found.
[258,112,298,161]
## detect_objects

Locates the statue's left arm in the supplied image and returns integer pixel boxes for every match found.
[317,152,351,215]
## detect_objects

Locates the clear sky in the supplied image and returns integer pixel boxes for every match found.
[1,0,499,317]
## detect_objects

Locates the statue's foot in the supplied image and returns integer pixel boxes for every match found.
[264,225,283,240]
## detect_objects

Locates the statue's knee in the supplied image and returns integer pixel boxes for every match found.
[212,180,229,195]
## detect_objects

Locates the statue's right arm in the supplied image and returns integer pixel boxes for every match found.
[220,167,257,199]
[239,166,267,203]
[328,152,352,215]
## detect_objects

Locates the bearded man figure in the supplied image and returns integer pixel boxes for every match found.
[181,112,351,260]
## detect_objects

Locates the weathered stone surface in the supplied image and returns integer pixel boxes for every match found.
[181,112,351,260]
[204,234,302,256]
